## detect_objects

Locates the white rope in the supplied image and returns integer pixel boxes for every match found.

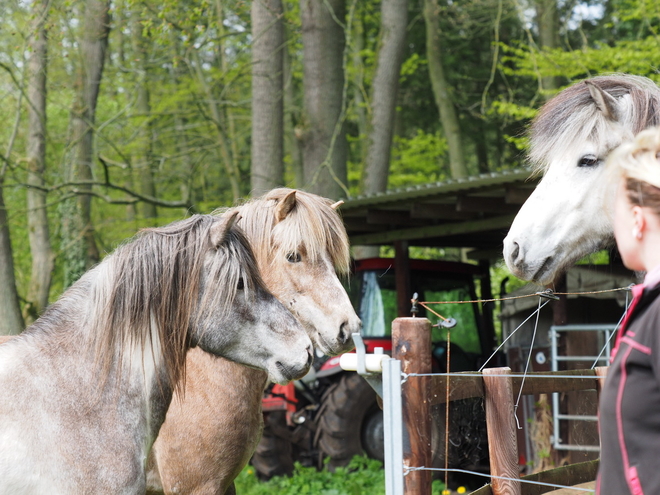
[514,296,542,429]
[407,372,605,379]
[404,467,594,493]
[591,290,630,369]
[478,298,551,372]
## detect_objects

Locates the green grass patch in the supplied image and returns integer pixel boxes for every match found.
[235,455,448,495]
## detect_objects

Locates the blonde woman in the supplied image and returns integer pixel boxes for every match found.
[598,126,660,495]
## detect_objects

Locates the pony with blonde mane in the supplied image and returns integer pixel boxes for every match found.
[0,213,312,495]
[504,74,660,283]
[147,188,361,495]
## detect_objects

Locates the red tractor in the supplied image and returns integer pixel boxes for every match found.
[251,257,497,478]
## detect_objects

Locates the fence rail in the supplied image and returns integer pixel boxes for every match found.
[381,317,608,495]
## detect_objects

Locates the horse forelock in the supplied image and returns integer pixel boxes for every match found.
[232,188,351,275]
[529,74,660,172]
[87,215,258,392]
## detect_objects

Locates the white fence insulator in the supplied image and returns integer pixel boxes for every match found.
[340,353,390,373]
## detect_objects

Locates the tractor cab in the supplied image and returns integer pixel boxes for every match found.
[346,257,497,372]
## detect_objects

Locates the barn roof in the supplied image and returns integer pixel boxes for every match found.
[340,168,539,260]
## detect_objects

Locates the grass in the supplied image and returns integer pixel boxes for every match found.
[234,456,450,495]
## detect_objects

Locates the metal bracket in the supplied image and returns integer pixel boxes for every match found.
[437,317,457,328]
[410,292,419,317]
[537,288,560,301]
[351,332,384,399]
[352,333,369,376]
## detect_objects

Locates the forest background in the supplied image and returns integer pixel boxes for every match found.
[1,0,659,335]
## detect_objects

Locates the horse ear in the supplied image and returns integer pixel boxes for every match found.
[585,80,620,122]
[210,211,241,248]
[275,190,297,223]
[330,200,344,210]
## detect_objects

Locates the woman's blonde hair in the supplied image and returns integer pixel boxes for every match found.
[607,126,660,214]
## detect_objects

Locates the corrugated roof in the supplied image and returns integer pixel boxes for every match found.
[339,168,538,258]
[341,168,533,209]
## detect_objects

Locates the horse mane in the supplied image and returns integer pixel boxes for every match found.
[228,188,351,275]
[529,74,660,173]
[86,215,261,390]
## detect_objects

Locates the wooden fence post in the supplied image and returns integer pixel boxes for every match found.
[392,317,432,495]
[483,367,521,495]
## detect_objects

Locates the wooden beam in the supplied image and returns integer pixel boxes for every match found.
[469,459,599,495]
[392,318,432,495]
[350,214,516,245]
[430,373,484,404]
[456,195,519,214]
[430,369,602,405]
[505,187,534,205]
[410,202,475,220]
[483,367,521,495]
[366,209,411,225]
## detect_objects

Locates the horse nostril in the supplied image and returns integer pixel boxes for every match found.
[306,346,314,367]
[339,321,350,344]
[511,241,520,262]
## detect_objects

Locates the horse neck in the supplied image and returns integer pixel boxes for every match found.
[22,267,176,446]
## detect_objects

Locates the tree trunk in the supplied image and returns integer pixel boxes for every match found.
[24,0,53,324]
[132,16,157,220]
[351,14,367,167]
[299,0,348,199]
[363,0,407,194]
[0,185,24,335]
[423,0,468,179]
[283,37,304,188]
[535,0,560,95]
[61,0,109,287]
[191,50,241,203]
[251,0,285,195]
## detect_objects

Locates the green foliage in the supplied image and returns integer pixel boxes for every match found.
[234,456,447,495]
[388,130,449,188]
[1,0,653,310]
[500,38,660,84]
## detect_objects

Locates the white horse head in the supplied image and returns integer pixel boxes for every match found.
[230,188,361,356]
[503,74,660,284]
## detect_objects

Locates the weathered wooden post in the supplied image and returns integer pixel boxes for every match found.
[392,317,432,495]
[483,367,521,495]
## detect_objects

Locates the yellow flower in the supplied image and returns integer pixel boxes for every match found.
[457,487,467,494]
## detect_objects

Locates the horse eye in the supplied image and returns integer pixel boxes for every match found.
[237,278,244,290]
[286,252,302,263]
[578,155,600,167]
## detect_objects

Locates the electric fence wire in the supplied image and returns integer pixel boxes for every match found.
[404,467,595,493]
[591,288,631,369]
[407,287,631,494]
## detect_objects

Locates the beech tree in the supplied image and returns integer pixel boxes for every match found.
[423,0,467,179]
[60,0,110,287]
[24,0,52,323]
[251,0,285,195]
[299,0,348,199]
[362,0,408,194]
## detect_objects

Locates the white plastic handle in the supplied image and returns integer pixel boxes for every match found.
[339,353,390,373]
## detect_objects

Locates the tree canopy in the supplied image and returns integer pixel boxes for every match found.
[1,0,659,331]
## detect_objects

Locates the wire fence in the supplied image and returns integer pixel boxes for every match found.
[389,286,632,494]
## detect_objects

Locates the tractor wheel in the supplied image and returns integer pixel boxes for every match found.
[316,372,381,469]
[251,412,294,480]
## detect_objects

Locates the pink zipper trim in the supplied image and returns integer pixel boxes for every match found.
[621,336,652,355]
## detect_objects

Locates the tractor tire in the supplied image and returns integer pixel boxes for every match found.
[251,412,294,480]
[316,372,381,470]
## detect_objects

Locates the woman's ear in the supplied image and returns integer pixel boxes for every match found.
[632,206,647,240]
